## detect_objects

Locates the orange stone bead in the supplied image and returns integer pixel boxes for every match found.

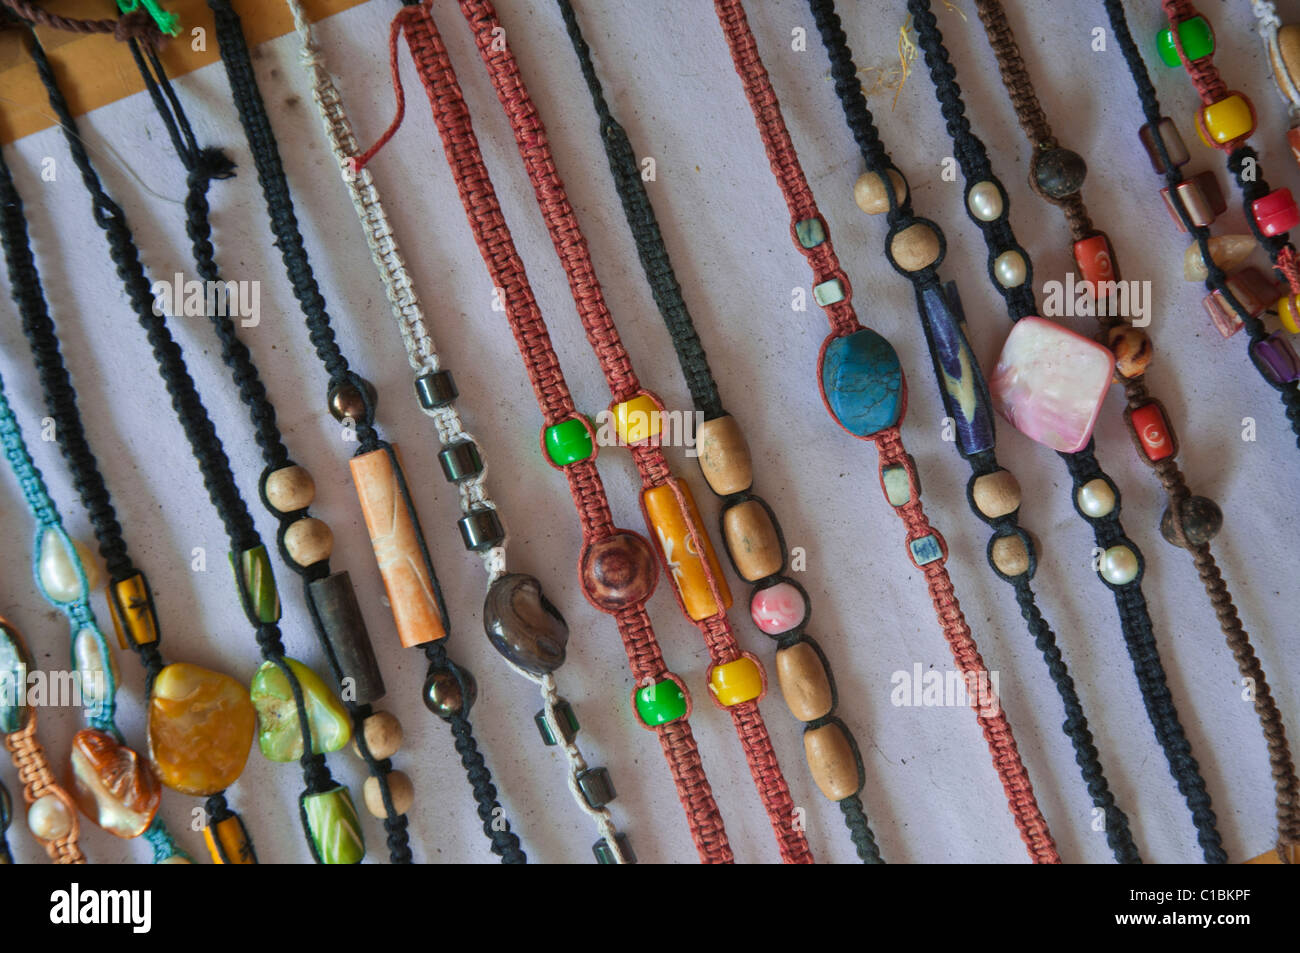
[148,662,256,796]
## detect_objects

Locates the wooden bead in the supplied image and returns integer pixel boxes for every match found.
[362,770,414,818]
[890,223,940,272]
[853,169,907,214]
[580,531,658,611]
[284,517,333,567]
[1108,326,1152,379]
[722,500,783,582]
[803,723,860,801]
[355,711,403,761]
[971,470,1021,519]
[264,465,315,513]
[1279,24,1300,80]
[775,642,832,721]
[696,415,752,496]
[990,534,1030,576]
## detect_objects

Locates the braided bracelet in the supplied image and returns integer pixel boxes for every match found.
[975,0,1299,866]
[1250,0,1300,163]
[282,0,631,863]
[25,27,363,864]
[1131,0,1300,439]
[205,0,526,862]
[712,0,1057,862]
[907,0,1226,863]
[0,360,185,862]
[556,0,881,863]
[117,31,415,865]
[801,0,1138,863]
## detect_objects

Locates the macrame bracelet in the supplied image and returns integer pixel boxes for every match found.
[907,0,1226,863]
[0,363,184,863]
[556,0,882,863]
[802,0,1138,864]
[23,25,359,864]
[712,0,1057,863]
[975,0,1299,865]
[118,31,415,866]
[205,0,526,863]
[283,0,630,864]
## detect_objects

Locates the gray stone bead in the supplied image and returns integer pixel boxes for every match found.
[483,573,568,676]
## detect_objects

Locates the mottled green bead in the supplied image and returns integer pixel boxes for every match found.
[544,417,594,466]
[302,786,365,864]
[634,679,687,726]
[250,658,352,762]
[1157,16,1213,67]
[881,465,910,507]
[231,545,280,624]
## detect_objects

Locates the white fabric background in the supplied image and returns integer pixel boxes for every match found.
[0,0,1296,865]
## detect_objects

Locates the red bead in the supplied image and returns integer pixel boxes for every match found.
[1073,233,1118,296]
[1131,403,1175,461]
[1251,188,1300,237]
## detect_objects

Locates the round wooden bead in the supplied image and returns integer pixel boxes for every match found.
[722,500,783,582]
[967,181,1003,221]
[284,517,333,567]
[696,415,752,496]
[264,465,315,513]
[890,223,941,272]
[1160,496,1223,548]
[971,470,1021,519]
[990,534,1030,576]
[853,168,907,214]
[775,642,832,722]
[1033,147,1087,198]
[355,710,403,761]
[803,723,860,801]
[362,770,414,818]
[328,378,376,422]
[580,532,657,610]
[1108,326,1153,379]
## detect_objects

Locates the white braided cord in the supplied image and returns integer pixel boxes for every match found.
[1252,0,1300,114]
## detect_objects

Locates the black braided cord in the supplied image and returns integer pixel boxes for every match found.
[205,0,524,862]
[806,0,1139,864]
[907,0,1225,862]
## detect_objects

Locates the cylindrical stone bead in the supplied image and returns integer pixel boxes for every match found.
[308,571,386,704]
[438,440,483,483]
[414,369,457,409]
[458,508,505,551]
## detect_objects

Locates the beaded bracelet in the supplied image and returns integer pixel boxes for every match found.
[801,0,1138,863]
[119,31,415,864]
[281,0,631,863]
[556,0,882,863]
[711,0,1057,862]
[0,616,85,864]
[1251,0,1300,164]
[0,361,185,862]
[1133,0,1300,439]
[974,0,1299,866]
[23,27,362,864]
[205,0,526,862]
[906,0,1226,862]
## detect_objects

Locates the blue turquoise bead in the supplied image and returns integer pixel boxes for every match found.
[919,282,995,455]
[821,329,904,436]
[909,534,944,566]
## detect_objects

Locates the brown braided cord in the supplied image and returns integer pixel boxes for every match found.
[5,714,85,863]
[974,0,1300,862]
[0,0,160,42]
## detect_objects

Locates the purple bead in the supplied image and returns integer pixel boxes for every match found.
[1252,333,1300,384]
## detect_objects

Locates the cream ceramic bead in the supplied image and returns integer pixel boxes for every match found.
[967,181,1003,221]
[1100,545,1139,585]
[890,223,941,272]
[854,169,907,214]
[696,415,752,496]
[355,710,403,761]
[284,517,333,567]
[362,770,414,818]
[264,465,316,513]
[994,250,1028,288]
[28,793,73,841]
[1076,478,1116,518]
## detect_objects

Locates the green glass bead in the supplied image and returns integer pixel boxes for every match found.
[302,785,365,864]
[535,699,579,746]
[881,465,910,507]
[250,657,352,762]
[544,418,594,466]
[1156,16,1213,68]
[634,679,687,726]
[813,278,845,306]
[231,545,280,624]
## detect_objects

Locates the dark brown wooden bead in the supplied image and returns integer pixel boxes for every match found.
[580,531,657,611]
[307,571,386,704]
[1160,496,1223,548]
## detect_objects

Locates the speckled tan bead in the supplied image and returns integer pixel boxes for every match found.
[264,465,315,513]
[854,169,907,214]
[722,500,782,581]
[696,415,752,496]
[991,534,1030,576]
[971,470,1021,519]
[1108,326,1153,379]
[354,710,403,761]
[362,770,414,818]
[775,642,832,721]
[804,723,859,800]
[890,223,941,272]
[284,517,334,567]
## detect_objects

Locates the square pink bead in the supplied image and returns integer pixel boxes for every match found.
[990,316,1116,453]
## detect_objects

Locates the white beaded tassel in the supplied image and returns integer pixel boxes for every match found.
[286,0,626,861]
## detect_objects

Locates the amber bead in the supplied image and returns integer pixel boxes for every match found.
[1108,326,1153,379]
[147,662,256,796]
[580,531,658,611]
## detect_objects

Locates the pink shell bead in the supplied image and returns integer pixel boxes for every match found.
[989,316,1115,454]
[750,582,806,635]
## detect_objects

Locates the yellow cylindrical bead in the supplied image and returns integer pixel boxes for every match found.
[642,481,732,621]
[1199,94,1255,145]
[722,499,783,581]
[611,394,661,444]
[1278,295,1300,334]
[107,572,159,650]
[775,642,833,721]
[203,813,255,864]
[709,656,763,706]
[696,415,752,495]
[804,723,860,801]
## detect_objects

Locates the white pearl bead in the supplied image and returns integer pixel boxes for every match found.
[967,181,1003,222]
[74,627,117,709]
[994,250,1028,288]
[28,793,73,841]
[38,529,85,602]
[1076,478,1116,518]
[1101,545,1140,585]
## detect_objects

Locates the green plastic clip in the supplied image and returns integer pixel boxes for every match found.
[117,0,181,38]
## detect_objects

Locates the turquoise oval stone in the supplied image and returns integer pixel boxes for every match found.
[821,329,904,436]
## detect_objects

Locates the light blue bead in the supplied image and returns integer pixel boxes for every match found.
[821,329,904,436]
[881,465,910,507]
[796,218,826,248]
[909,534,943,566]
[813,279,845,306]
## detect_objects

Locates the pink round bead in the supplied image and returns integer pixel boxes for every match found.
[750,582,806,635]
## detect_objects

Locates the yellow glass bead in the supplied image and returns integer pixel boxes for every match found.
[641,481,732,621]
[1199,94,1255,146]
[611,394,661,444]
[1278,295,1300,334]
[203,813,256,864]
[709,656,763,706]
[107,573,159,650]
